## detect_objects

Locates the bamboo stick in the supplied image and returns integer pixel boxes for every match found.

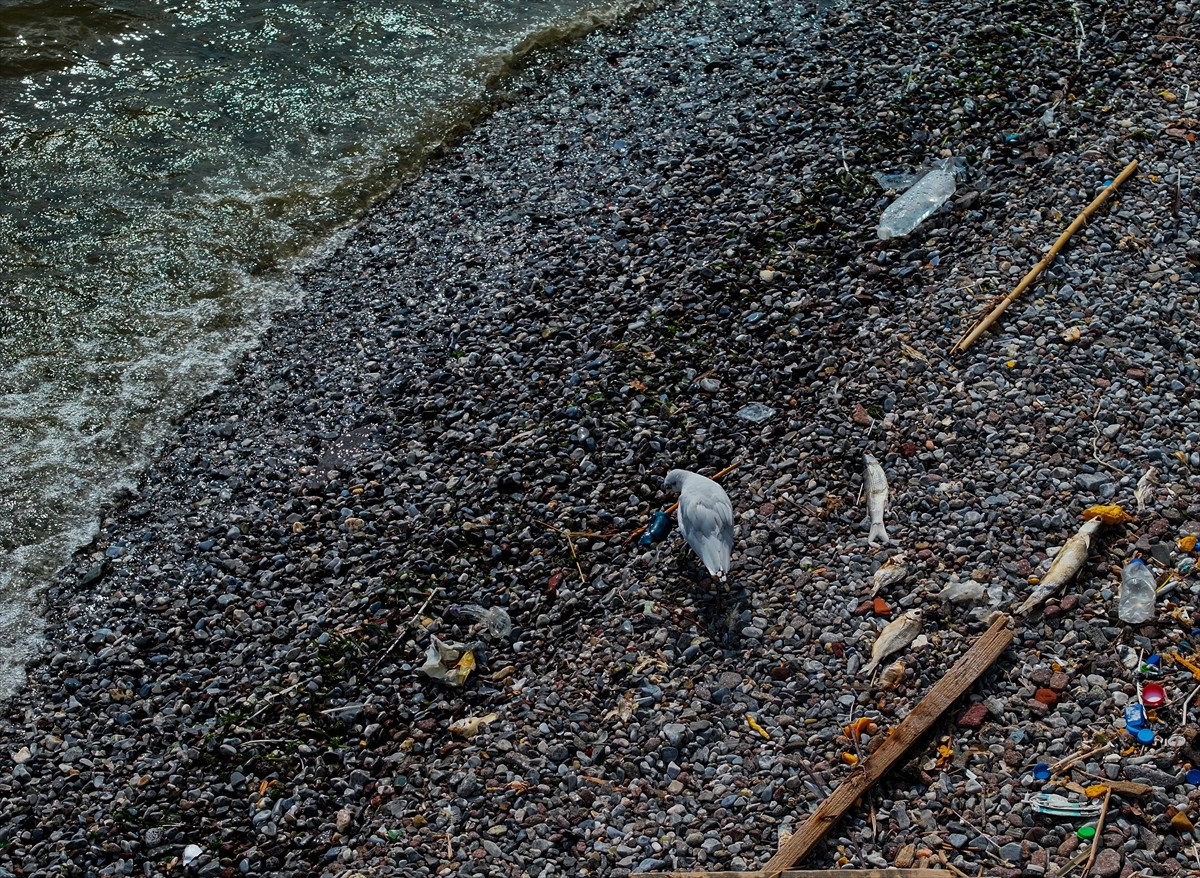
[952,159,1139,354]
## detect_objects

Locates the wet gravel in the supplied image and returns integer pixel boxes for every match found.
[5,0,1200,875]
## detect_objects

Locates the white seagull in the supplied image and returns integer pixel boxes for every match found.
[663,468,734,580]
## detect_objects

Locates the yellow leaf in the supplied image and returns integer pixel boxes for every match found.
[1162,89,1178,102]
[1179,534,1198,553]
[746,714,771,740]
[936,744,954,769]
[1085,784,1108,798]
[1006,360,1017,368]
[841,752,858,765]
[1081,504,1135,525]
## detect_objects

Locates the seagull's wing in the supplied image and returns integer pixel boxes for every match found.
[677,482,734,578]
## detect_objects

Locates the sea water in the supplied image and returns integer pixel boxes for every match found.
[0,0,646,693]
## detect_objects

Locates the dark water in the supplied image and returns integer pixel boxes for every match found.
[0,0,645,693]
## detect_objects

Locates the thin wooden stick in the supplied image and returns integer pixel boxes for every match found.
[952,158,1139,353]
[565,531,586,583]
[1079,788,1113,878]
[760,615,1014,875]
[937,851,973,878]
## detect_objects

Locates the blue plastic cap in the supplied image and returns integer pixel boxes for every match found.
[1146,654,1161,666]
[1128,557,1146,567]
[1136,728,1155,744]
[1032,763,1051,780]
[1187,768,1200,785]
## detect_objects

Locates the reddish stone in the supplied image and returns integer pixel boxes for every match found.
[1034,688,1059,708]
[1049,672,1070,692]
[958,703,990,729]
[852,403,873,426]
[900,441,918,458]
[854,599,874,616]
[1060,594,1080,612]
[873,597,891,616]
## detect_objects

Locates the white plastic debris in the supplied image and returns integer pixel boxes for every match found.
[453,604,512,638]
[182,844,202,866]
[418,635,476,687]
[736,403,775,422]
[877,161,958,240]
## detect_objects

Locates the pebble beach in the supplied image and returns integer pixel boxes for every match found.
[5,0,1200,875]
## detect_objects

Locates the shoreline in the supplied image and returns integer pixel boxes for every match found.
[4,1,1200,876]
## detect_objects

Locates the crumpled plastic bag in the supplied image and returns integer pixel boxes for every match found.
[419,636,476,687]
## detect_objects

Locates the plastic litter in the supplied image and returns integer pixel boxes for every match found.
[450,604,512,638]
[1141,681,1166,708]
[872,170,919,191]
[1032,762,1051,780]
[1076,825,1096,840]
[1137,727,1155,745]
[736,402,776,423]
[938,578,987,607]
[1027,792,1103,817]
[639,510,673,545]
[1124,704,1148,730]
[448,712,498,738]
[1186,768,1200,785]
[182,844,203,866]
[419,635,477,687]
[1118,557,1157,624]
[1081,503,1135,525]
[877,161,958,240]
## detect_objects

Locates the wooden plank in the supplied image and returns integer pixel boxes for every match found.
[759,614,1014,875]
[639,871,949,878]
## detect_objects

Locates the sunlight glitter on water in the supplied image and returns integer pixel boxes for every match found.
[0,0,647,693]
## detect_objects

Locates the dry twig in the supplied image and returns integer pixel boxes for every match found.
[952,159,1139,353]
[1079,788,1112,878]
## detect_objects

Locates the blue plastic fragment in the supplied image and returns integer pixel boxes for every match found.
[639,511,673,545]
[1187,768,1200,785]
[1032,762,1051,780]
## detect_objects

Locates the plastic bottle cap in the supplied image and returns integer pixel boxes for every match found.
[1077,825,1096,840]
[1141,682,1166,707]
[1187,768,1200,785]
[1136,728,1155,744]
[1146,654,1161,666]
[1032,763,1051,780]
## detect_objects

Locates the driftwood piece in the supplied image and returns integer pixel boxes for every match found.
[639,871,949,878]
[952,158,1139,354]
[756,614,1014,875]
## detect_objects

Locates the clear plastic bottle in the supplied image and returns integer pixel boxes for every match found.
[877,166,957,240]
[1118,557,1156,624]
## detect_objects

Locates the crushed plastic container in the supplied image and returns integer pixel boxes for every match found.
[450,604,512,638]
[877,161,958,240]
[1118,557,1157,624]
[640,511,673,546]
